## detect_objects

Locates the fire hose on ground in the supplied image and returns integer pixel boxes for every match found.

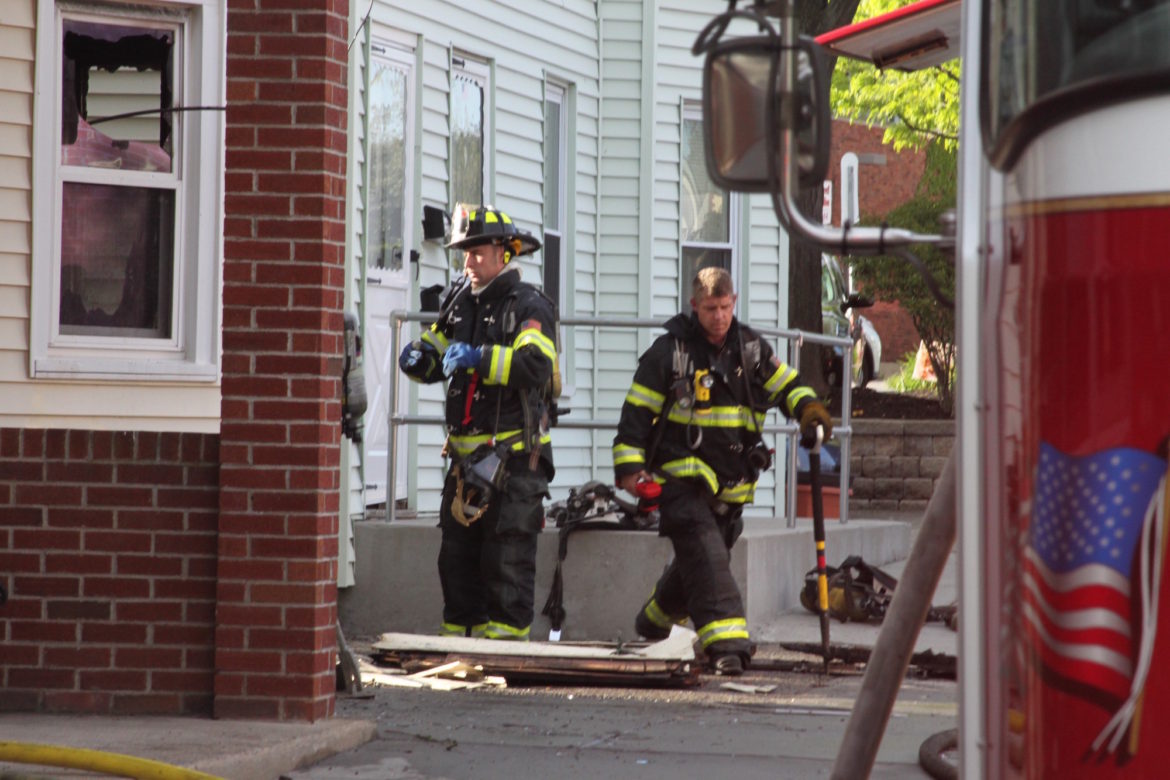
[0,742,224,780]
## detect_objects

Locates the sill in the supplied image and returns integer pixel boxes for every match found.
[33,356,219,383]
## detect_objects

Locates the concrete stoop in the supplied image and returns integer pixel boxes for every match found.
[340,516,911,643]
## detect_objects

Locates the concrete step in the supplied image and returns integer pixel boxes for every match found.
[340,517,911,643]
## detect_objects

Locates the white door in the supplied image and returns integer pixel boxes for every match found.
[363,45,414,506]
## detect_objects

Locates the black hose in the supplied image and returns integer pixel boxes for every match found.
[918,727,958,780]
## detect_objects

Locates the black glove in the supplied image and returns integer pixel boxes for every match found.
[798,399,832,449]
[399,341,434,377]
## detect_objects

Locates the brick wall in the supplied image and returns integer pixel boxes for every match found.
[849,420,954,512]
[0,429,219,714]
[217,0,349,721]
[867,301,920,365]
[826,121,925,363]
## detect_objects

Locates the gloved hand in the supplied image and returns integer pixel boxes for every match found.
[398,341,434,377]
[442,342,482,377]
[798,399,833,450]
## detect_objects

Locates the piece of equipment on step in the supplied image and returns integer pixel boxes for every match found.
[541,480,659,640]
[800,555,957,627]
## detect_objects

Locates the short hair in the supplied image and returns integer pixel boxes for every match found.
[692,266,735,300]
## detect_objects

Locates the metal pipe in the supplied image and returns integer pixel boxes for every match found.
[773,6,951,257]
[829,448,957,780]
[384,311,855,526]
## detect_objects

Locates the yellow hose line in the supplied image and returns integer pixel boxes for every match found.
[0,742,224,780]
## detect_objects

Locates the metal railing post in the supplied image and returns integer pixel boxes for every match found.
[383,313,853,527]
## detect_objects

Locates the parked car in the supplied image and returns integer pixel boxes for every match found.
[822,254,881,388]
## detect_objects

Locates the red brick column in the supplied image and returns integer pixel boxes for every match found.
[218,0,349,721]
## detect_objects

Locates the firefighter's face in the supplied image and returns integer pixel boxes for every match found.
[463,243,507,287]
[692,292,737,344]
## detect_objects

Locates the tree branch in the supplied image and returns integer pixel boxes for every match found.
[894,112,959,142]
[936,64,960,83]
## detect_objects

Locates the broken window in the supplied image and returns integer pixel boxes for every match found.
[32,0,224,382]
[58,18,176,338]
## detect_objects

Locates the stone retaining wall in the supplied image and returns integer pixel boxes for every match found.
[847,419,955,512]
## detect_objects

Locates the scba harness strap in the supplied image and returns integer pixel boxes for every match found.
[450,464,490,527]
[540,481,657,635]
[448,436,518,527]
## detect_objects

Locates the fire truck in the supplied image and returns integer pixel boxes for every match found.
[694,0,1170,776]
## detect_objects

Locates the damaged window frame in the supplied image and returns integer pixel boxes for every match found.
[30,0,225,382]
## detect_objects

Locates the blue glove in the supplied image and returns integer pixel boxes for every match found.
[399,341,433,376]
[442,342,482,377]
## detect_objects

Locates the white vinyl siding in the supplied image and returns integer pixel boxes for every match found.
[357,0,792,515]
[361,1,601,508]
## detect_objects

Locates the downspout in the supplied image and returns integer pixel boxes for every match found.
[638,0,656,327]
[592,1,604,468]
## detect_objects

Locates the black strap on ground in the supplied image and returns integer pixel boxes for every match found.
[540,517,636,634]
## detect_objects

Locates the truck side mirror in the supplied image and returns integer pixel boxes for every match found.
[841,292,874,313]
[701,35,830,193]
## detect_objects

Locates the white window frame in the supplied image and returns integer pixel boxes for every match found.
[679,102,738,308]
[449,54,491,209]
[30,0,224,382]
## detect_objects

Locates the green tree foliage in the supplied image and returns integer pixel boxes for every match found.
[829,0,960,151]
[851,142,957,414]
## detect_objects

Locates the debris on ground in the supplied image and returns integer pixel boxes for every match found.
[370,627,701,687]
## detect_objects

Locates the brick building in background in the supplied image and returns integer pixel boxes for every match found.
[825,120,927,366]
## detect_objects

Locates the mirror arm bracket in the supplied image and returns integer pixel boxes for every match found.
[772,8,954,257]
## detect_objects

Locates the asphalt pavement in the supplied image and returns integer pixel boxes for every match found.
[0,528,958,780]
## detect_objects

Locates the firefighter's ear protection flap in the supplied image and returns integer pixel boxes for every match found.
[501,238,522,264]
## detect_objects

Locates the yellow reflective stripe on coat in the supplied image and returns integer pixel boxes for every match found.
[659,457,719,495]
[448,429,549,458]
[513,326,556,362]
[643,597,674,629]
[666,404,760,431]
[624,382,665,414]
[764,362,798,402]
[483,621,530,640]
[483,344,513,384]
[785,385,817,416]
[448,433,495,458]
[697,617,750,648]
[717,481,757,504]
[613,442,646,467]
[421,327,448,354]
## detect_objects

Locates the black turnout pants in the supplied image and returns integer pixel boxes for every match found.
[438,456,548,635]
[648,479,750,659]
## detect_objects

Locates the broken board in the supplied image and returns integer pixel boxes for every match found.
[372,627,701,687]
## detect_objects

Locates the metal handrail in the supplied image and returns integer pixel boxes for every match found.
[387,311,854,527]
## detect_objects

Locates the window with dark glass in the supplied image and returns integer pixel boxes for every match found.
[543,84,565,301]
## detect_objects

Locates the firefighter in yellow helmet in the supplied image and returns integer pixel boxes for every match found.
[399,205,557,641]
[613,266,831,675]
